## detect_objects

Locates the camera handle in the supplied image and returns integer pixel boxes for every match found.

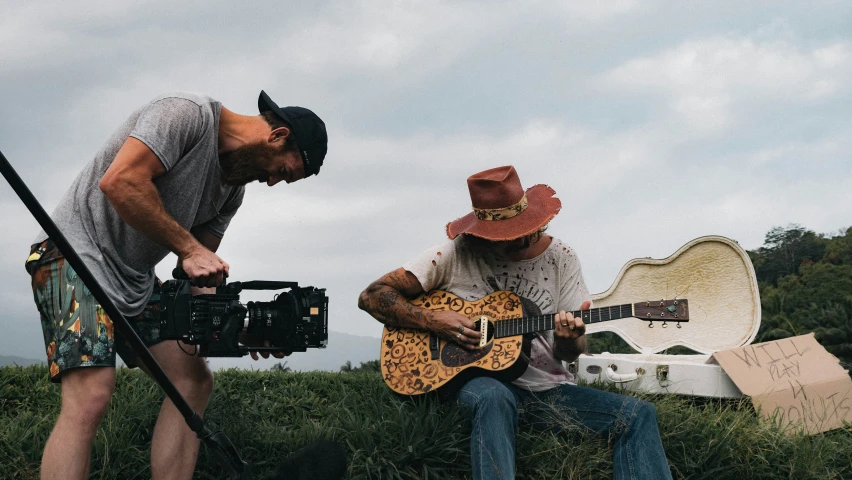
[172,267,298,292]
[236,280,299,290]
[0,151,251,480]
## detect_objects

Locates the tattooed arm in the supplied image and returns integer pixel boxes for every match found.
[358,267,481,349]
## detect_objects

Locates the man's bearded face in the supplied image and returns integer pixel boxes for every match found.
[219,142,273,186]
[498,236,532,255]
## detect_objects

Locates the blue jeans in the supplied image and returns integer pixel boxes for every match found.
[455,377,673,480]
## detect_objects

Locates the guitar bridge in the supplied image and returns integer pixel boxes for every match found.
[430,334,440,360]
[479,316,489,348]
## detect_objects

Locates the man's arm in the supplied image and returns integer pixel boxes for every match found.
[187,227,222,295]
[99,137,228,287]
[358,267,481,349]
[190,225,223,252]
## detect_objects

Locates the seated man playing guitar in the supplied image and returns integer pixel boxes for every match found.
[358,166,672,480]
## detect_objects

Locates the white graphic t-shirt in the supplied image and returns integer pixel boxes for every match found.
[403,235,591,392]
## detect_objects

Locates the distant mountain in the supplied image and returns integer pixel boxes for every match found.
[0,331,381,373]
[0,355,43,367]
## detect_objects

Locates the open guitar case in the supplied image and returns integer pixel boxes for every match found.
[571,235,761,398]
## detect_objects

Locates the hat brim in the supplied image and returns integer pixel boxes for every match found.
[445,184,561,241]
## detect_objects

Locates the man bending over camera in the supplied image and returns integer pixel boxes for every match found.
[25,91,327,480]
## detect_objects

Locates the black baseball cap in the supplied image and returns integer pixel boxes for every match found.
[258,90,327,177]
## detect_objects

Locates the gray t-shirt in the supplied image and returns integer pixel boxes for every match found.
[403,236,591,392]
[36,93,245,316]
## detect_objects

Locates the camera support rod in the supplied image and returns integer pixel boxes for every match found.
[0,150,250,480]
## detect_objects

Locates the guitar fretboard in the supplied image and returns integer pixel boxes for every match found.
[493,304,633,338]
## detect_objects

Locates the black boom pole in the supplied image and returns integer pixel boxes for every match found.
[0,150,250,479]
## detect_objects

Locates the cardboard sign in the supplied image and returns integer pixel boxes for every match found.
[712,333,852,434]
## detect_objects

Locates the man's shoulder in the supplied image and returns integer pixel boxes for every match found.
[144,92,220,117]
[135,93,221,138]
[547,236,572,252]
[535,237,581,265]
[420,238,460,252]
[150,92,216,106]
[404,238,458,267]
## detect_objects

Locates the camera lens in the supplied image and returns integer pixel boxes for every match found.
[245,292,299,345]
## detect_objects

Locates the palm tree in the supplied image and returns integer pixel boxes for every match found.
[271,361,292,373]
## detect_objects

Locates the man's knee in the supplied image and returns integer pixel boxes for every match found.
[172,362,215,402]
[197,366,214,398]
[150,342,215,402]
[458,378,517,415]
[59,368,115,428]
[629,398,658,428]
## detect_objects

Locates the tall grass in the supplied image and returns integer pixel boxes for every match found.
[1,365,850,479]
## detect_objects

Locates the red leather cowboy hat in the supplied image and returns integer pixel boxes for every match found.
[446,166,561,241]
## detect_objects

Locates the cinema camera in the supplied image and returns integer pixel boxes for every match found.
[159,270,328,357]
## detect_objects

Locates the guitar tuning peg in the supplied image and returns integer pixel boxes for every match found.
[648,321,654,328]
[662,320,668,328]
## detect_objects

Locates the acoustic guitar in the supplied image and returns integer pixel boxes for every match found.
[380,290,689,397]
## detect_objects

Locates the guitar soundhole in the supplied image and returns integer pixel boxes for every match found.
[440,318,495,367]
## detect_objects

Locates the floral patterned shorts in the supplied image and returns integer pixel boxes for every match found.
[26,240,163,382]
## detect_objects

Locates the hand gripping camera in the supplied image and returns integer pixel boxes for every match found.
[159,270,328,357]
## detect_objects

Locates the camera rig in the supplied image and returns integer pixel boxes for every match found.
[160,270,328,357]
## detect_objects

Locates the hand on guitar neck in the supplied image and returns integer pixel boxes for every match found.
[553,300,591,362]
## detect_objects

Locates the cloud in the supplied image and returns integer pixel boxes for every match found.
[600,35,852,132]
[557,0,643,20]
[1,2,851,368]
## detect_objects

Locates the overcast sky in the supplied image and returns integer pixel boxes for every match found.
[1,1,850,369]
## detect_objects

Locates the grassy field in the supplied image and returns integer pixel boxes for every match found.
[1,365,851,479]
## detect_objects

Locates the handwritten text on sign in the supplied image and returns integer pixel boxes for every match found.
[713,334,852,434]
[728,337,810,381]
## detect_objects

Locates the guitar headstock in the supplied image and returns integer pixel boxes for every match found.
[632,299,689,322]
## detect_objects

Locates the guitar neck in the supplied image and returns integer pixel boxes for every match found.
[493,304,633,339]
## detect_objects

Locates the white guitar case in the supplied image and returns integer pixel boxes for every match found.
[572,235,761,398]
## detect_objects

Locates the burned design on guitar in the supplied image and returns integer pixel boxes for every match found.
[380,290,689,397]
[382,290,526,395]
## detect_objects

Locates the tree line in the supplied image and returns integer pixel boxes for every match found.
[749,224,852,369]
